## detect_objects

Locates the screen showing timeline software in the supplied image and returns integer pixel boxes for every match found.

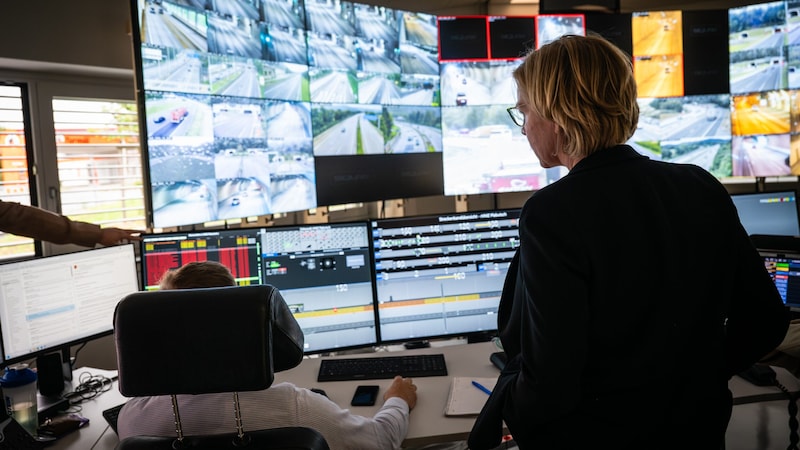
[372,208,520,343]
[258,222,377,354]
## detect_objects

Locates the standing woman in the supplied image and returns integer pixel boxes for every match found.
[468,34,788,450]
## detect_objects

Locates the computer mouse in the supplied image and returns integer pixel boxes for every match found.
[490,351,507,371]
[310,388,328,398]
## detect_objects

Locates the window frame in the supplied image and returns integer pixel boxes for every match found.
[0,68,138,257]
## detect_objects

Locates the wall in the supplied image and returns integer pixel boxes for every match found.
[0,0,134,74]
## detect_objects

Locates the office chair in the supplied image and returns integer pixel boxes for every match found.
[113,284,330,450]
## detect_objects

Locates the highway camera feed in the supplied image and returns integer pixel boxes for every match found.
[134,0,800,229]
[311,104,441,156]
[631,95,733,178]
[729,2,788,95]
[135,0,445,227]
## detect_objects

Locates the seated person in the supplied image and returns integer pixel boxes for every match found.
[116,261,418,450]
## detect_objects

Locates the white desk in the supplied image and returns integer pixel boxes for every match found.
[46,342,800,450]
[46,367,126,450]
[275,340,502,448]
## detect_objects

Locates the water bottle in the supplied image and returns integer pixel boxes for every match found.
[1,364,38,436]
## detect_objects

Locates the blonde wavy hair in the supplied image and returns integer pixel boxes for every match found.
[513,34,639,159]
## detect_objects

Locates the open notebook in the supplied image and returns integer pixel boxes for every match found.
[444,377,497,416]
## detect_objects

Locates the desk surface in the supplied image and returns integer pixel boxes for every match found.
[276,340,502,447]
[47,341,800,450]
[47,367,127,450]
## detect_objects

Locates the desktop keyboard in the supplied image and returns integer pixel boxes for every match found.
[317,353,448,382]
[102,402,126,434]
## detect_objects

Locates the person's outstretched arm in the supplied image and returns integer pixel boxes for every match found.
[0,200,141,247]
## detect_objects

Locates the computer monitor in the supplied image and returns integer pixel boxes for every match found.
[730,190,800,237]
[0,244,140,366]
[258,221,377,354]
[371,208,520,344]
[140,228,264,290]
[140,223,378,354]
[761,250,800,308]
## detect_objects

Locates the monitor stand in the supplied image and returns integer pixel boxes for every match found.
[404,340,430,349]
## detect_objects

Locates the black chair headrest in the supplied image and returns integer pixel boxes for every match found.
[114,285,304,397]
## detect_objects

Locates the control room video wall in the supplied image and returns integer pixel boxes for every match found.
[130,0,800,229]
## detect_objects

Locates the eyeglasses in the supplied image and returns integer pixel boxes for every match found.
[507,106,525,127]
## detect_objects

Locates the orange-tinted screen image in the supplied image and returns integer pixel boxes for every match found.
[634,54,684,98]
[631,10,683,57]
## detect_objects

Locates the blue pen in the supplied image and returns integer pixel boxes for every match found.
[471,380,492,395]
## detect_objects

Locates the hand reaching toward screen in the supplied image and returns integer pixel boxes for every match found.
[99,227,142,246]
[384,376,417,410]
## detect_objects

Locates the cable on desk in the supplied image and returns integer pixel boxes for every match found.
[62,371,113,405]
[70,342,88,372]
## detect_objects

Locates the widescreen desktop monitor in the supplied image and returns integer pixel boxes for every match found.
[371,208,520,344]
[0,244,140,366]
[140,222,377,354]
[731,190,800,236]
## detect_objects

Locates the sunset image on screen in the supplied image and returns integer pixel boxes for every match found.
[631,10,683,57]
[634,54,684,98]
[731,91,791,136]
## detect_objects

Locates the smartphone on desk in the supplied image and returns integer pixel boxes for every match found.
[351,385,379,406]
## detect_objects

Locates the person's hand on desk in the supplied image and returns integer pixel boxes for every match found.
[385,376,418,410]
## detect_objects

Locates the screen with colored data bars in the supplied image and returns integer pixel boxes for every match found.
[141,222,377,354]
[140,229,263,289]
[140,209,522,352]
[371,208,520,344]
[761,250,800,307]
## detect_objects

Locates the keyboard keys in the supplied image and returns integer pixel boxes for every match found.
[317,354,447,382]
[102,402,126,434]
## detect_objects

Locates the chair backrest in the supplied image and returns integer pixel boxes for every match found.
[113,284,329,450]
[114,285,303,396]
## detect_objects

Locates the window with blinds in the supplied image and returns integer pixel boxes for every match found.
[0,84,35,259]
[53,98,146,232]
